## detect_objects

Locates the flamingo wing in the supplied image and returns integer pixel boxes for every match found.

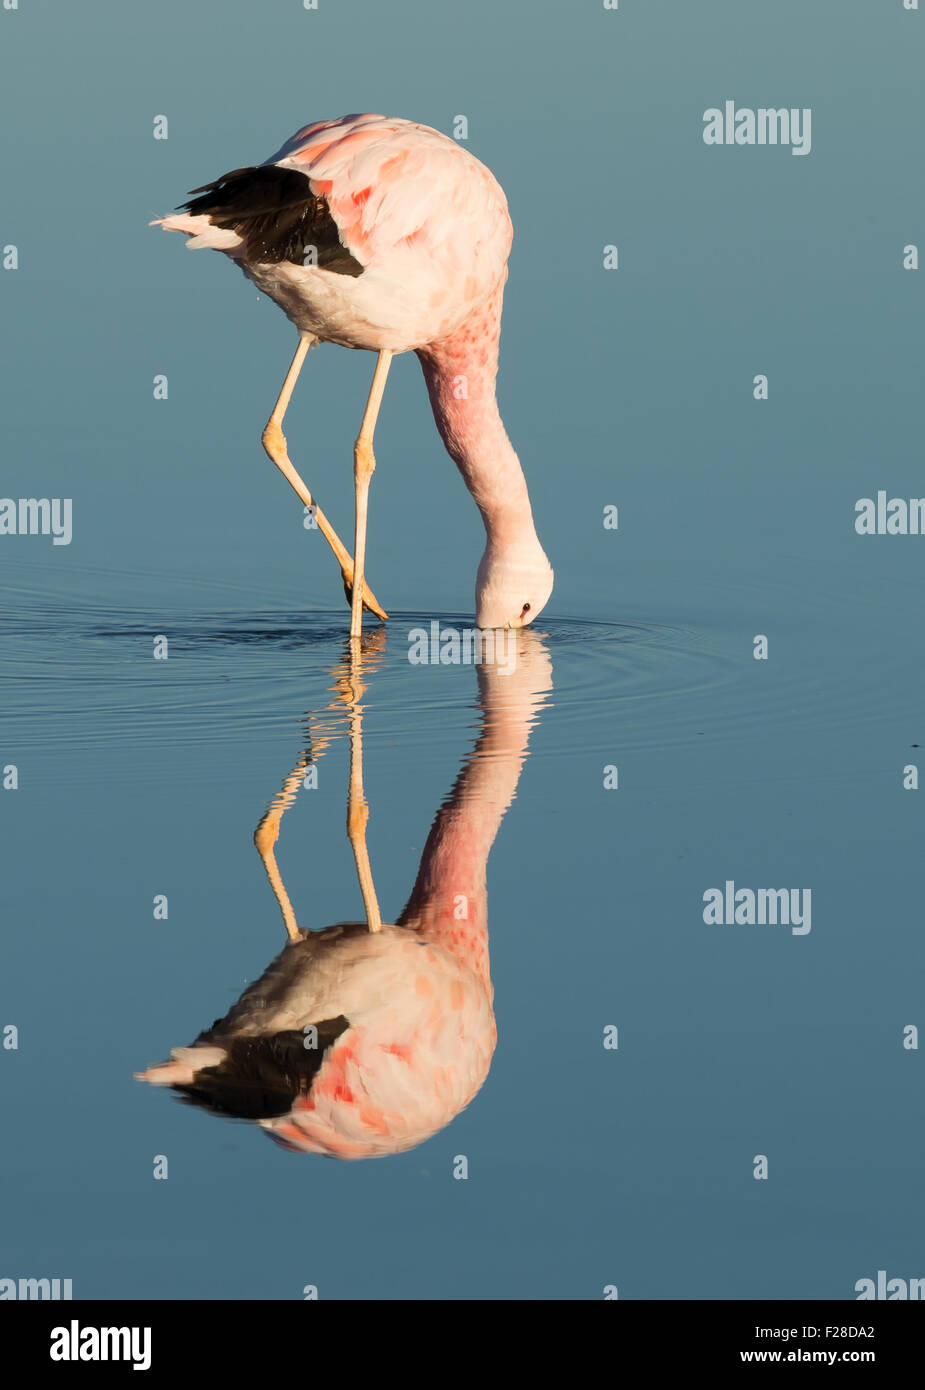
[167,1019,351,1120]
[180,165,365,274]
[267,114,513,293]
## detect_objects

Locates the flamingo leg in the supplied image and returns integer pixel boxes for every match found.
[350,350,393,639]
[347,754,382,933]
[343,647,383,933]
[254,754,309,942]
[262,333,388,622]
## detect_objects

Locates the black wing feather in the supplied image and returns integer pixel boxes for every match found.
[172,1018,351,1121]
[181,165,364,275]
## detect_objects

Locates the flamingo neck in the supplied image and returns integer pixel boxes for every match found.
[397,662,537,988]
[416,284,538,552]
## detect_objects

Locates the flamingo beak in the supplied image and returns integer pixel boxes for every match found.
[507,605,532,630]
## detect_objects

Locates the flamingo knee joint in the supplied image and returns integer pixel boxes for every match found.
[354,438,376,481]
[262,421,286,457]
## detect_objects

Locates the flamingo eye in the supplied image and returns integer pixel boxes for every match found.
[522,603,531,613]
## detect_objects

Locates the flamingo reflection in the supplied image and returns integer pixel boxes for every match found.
[137,629,552,1158]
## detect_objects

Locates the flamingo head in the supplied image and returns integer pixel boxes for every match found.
[475,536,554,630]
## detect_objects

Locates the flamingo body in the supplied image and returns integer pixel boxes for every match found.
[160,114,513,353]
[153,113,554,630]
[138,923,496,1160]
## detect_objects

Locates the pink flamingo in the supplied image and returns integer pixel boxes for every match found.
[136,631,552,1159]
[152,114,554,636]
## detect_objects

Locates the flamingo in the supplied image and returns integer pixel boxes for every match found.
[152,114,554,636]
[136,630,552,1158]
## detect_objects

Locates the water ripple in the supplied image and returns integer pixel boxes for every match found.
[1,600,915,775]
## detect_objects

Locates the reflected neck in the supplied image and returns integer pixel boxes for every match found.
[397,663,539,987]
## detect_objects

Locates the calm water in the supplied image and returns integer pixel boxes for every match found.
[1,0,923,1301]
[1,554,921,1299]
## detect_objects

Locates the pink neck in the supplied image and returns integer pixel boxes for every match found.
[416,283,538,551]
[397,661,541,988]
